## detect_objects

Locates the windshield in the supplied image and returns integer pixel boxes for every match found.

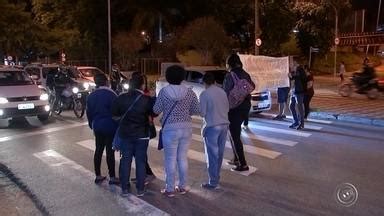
[0,71,34,86]
[78,68,101,77]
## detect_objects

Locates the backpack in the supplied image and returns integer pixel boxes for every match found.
[228,72,255,109]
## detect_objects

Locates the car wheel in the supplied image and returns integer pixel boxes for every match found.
[367,88,380,100]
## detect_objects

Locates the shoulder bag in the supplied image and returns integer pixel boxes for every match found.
[158,101,178,150]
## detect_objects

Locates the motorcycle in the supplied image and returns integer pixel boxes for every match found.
[50,85,87,118]
[339,74,384,99]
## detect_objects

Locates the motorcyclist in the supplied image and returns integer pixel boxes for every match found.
[110,64,121,92]
[355,58,377,92]
[53,66,72,103]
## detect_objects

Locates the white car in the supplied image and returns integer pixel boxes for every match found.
[155,66,271,112]
[0,67,51,121]
[70,66,105,82]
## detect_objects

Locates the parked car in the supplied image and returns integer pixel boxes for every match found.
[155,65,271,113]
[0,66,51,121]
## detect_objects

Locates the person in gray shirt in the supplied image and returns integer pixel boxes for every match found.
[199,72,230,189]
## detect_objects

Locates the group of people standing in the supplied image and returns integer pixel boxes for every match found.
[273,64,314,130]
[86,53,255,198]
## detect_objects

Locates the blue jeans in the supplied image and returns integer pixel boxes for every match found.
[289,93,305,125]
[162,128,192,192]
[119,138,149,192]
[203,125,228,186]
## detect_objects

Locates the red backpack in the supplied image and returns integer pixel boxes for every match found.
[228,72,255,109]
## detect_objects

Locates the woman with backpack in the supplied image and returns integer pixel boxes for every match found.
[223,53,255,172]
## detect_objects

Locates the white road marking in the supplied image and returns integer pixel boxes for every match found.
[191,134,281,160]
[261,113,333,124]
[34,149,168,215]
[247,124,311,137]
[192,123,298,147]
[76,139,257,177]
[0,122,88,143]
[251,118,323,130]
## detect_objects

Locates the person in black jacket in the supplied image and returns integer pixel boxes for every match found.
[111,74,155,197]
[223,53,255,172]
[289,65,307,130]
[86,73,119,185]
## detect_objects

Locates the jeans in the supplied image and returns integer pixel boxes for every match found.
[228,108,249,166]
[289,93,305,125]
[94,132,115,177]
[203,125,228,186]
[162,128,192,192]
[119,138,149,192]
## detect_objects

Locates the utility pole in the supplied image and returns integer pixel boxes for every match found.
[377,0,382,31]
[255,0,261,55]
[107,0,112,75]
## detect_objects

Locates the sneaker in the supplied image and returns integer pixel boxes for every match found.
[289,123,299,129]
[296,124,304,130]
[175,186,189,195]
[94,176,106,184]
[201,183,220,190]
[242,125,249,130]
[231,165,249,172]
[109,177,120,185]
[226,160,239,166]
[280,115,286,119]
[273,115,282,120]
[160,189,175,197]
[121,190,130,197]
[137,190,146,197]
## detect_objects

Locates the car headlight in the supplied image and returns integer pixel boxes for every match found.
[72,87,79,94]
[0,97,8,104]
[123,83,129,90]
[83,82,90,90]
[40,93,49,101]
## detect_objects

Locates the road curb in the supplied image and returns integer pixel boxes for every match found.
[309,111,384,127]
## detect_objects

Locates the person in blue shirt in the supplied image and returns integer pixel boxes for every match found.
[86,73,119,185]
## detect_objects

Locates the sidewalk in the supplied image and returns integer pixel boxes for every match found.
[0,163,47,216]
[267,74,384,127]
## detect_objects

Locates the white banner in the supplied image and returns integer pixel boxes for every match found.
[239,55,290,92]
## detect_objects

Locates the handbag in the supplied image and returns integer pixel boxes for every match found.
[112,94,142,151]
[158,101,178,150]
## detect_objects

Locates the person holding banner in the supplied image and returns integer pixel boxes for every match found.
[288,65,307,130]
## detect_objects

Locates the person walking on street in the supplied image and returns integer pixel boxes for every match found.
[199,72,230,190]
[110,64,121,92]
[223,53,255,172]
[289,65,307,130]
[339,61,345,82]
[153,65,200,197]
[112,74,155,197]
[303,65,314,119]
[86,73,119,185]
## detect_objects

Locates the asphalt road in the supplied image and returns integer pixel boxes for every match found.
[0,112,383,216]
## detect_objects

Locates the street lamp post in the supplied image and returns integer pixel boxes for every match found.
[331,4,338,78]
[255,0,260,55]
[377,0,382,31]
[107,0,112,76]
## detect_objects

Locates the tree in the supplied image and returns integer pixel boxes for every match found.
[260,0,296,55]
[112,31,145,70]
[294,2,333,56]
[178,17,232,65]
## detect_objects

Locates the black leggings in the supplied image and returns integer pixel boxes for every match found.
[228,108,249,166]
[304,92,314,119]
[94,132,116,177]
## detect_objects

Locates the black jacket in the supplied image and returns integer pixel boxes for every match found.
[223,67,255,110]
[111,90,155,139]
[290,67,307,94]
